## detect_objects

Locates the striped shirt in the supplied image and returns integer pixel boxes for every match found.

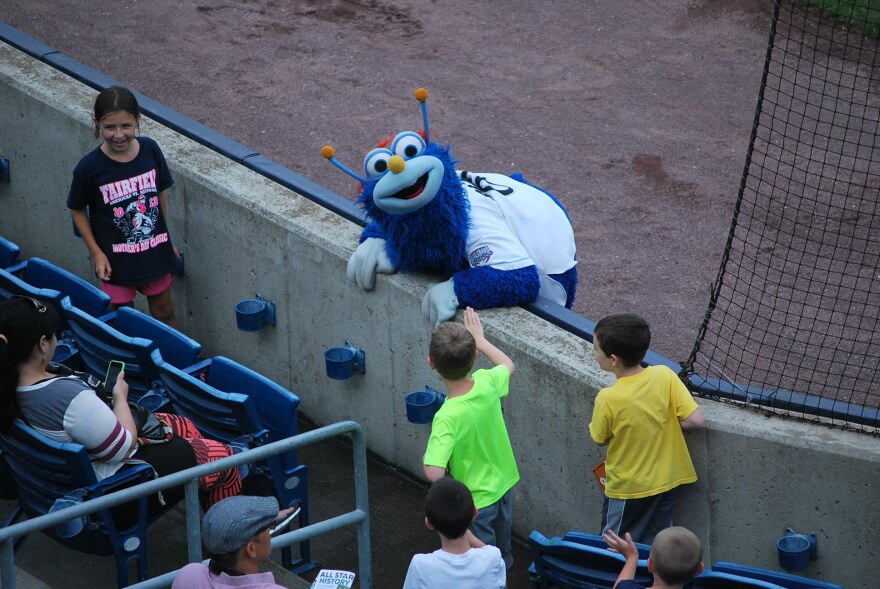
[17,376,134,480]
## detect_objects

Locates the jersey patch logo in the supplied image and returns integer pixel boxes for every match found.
[113,196,159,243]
[469,245,493,266]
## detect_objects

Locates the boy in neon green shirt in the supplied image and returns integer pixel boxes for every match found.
[589,313,704,544]
[423,307,519,568]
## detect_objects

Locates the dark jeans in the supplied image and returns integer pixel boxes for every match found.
[601,486,677,545]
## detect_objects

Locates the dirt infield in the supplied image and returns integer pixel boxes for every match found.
[4,0,771,361]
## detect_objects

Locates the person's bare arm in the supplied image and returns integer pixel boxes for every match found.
[71,209,111,281]
[603,529,639,588]
[463,307,515,375]
[680,406,705,430]
[466,530,485,548]
[158,190,170,219]
[158,190,180,258]
[423,463,446,482]
[109,372,138,455]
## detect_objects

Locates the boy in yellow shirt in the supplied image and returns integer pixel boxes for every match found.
[589,313,704,544]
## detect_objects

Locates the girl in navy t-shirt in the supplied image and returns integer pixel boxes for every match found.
[68,86,180,327]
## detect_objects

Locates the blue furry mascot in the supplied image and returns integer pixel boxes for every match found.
[322,88,577,325]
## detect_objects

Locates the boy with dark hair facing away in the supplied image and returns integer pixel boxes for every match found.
[403,477,506,588]
[603,527,704,589]
[589,313,704,544]
[423,307,519,569]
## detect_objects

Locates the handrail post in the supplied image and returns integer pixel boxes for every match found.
[352,426,371,589]
[1,538,15,589]
[184,479,202,563]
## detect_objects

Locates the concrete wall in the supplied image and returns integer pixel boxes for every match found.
[1,42,876,587]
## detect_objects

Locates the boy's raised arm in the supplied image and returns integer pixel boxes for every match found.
[463,307,515,375]
[603,529,639,588]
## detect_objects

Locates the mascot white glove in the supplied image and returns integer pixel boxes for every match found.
[421,279,460,327]
[347,237,397,290]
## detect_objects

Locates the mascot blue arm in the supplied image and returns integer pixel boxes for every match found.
[359,222,384,243]
[323,88,577,325]
[454,265,541,308]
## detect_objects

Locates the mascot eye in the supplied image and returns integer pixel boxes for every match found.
[363,148,394,179]
[391,132,426,160]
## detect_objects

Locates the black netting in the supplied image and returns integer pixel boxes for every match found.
[682,0,880,429]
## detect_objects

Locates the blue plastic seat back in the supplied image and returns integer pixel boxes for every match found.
[0,448,17,501]
[20,258,110,319]
[205,357,301,490]
[0,421,97,518]
[0,420,155,586]
[154,351,313,573]
[563,531,652,560]
[711,562,843,589]
[152,349,265,442]
[529,530,653,589]
[198,356,311,571]
[689,571,787,589]
[0,268,63,309]
[206,357,299,443]
[114,307,201,369]
[0,235,21,268]
[62,297,159,399]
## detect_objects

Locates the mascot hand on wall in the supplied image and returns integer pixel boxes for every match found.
[322,88,578,325]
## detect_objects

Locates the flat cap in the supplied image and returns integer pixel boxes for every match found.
[202,495,279,555]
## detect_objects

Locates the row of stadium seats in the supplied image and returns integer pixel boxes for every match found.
[528,530,842,589]
[0,235,313,586]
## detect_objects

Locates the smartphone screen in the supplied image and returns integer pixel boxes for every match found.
[104,361,125,397]
[269,505,301,536]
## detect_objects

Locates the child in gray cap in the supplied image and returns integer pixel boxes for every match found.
[172,495,296,588]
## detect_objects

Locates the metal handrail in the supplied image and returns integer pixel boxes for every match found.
[0,420,371,589]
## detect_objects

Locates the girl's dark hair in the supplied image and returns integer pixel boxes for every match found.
[0,297,62,431]
[93,86,140,138]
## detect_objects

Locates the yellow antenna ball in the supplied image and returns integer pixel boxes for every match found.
[414,88,428,102]
[321,145,336,159]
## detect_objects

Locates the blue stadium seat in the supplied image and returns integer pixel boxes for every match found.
[60,299,199,402]
[153,351,267,442]
[0,268,62,306]
[710,562,843,589]
[562,531,651,560]
[113,306,202,385]
[152,350,313,572]
[0,420,155,588]
[61,297,161,401]
[7,257,111,320]
[688,571,787,588]
[0,447,25,551]
[529,530,653,589]
[0,235,21,268]
[0,448,16,501]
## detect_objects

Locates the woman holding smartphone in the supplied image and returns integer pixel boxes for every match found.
[0,296,241,515]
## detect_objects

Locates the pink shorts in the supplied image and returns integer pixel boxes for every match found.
[101,273,172,305]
